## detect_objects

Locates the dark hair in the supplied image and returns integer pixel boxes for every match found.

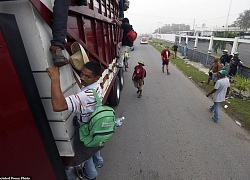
[84,61,101,76]
[122,18,129,24]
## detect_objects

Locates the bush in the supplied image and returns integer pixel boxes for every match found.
[230,75,250,97]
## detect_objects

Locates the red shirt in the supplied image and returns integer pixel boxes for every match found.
[134,65,146,78]
[161,49,170,62]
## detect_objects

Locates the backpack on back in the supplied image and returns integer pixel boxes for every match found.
[127,29,137,43]
[79,89,115,147]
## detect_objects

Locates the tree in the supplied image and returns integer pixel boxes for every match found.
[233,9,250,31]
[212,31,238,54]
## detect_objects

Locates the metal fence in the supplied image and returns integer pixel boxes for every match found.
[164,41,250,78]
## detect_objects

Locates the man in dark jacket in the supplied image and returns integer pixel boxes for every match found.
[112,18,133,68]
[219,49,231,75]
[219,49,231,66]
[229,52,243,76]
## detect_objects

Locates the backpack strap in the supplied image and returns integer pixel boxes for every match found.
[91,89,102,106]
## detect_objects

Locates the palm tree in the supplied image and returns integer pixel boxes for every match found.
[233,9,250,31]
[212,31,238,54]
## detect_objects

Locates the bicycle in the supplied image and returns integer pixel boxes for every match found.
[123,51,129,72]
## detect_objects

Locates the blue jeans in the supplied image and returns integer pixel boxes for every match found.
[51,0,71,49]
[119,0,124,19]
[210,102,220,121]
[184,51,187,58]
[84,151,103,179]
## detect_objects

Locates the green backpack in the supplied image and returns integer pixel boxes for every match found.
[79,89,115,147]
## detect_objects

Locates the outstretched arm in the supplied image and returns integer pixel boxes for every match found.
[47,67,68,112]
[112,19,121,27]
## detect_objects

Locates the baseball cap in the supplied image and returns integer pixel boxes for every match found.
[219,70,227,75]
[234,52,239,55]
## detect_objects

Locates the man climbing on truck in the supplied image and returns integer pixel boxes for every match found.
[49,0,87,67]
[112,17,134,68]
[47,60,103,180]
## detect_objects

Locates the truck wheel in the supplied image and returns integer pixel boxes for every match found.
[118,69,124,91]
[108,76,120,106]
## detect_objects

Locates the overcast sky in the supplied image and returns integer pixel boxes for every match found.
[124,0,250,34]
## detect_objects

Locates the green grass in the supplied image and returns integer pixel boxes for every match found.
[150,41,250,132]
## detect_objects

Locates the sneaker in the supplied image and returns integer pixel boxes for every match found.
[138,94,142,98]
[167,72,170,75]
[49,46,69,67]
[116,64,123,68]
[209,106,213,112]
[212,117,219,123]
[84,176,96,180]
[95,164,103,168]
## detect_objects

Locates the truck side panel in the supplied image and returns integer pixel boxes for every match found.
[0,13,67,180]
[0,0,122,172]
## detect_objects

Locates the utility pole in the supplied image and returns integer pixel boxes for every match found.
[225,0,232,27]
[193,19,195,31]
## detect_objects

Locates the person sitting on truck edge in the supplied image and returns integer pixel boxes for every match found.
[50,0,87,67]
[132,60,146,98]
[47,61,103,180]
[112,17,133,68]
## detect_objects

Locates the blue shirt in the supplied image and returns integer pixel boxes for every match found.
[184,45,188,52]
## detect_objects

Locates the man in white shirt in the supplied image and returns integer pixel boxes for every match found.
[47,61,103,180]
[206,70,230,123]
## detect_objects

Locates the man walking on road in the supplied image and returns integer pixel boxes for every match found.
[172,43,178,59]
[207,57,222,85]
[183,43,188,59]
[206,70,230,123]
[161,46,171,75]
[132,60,146,98]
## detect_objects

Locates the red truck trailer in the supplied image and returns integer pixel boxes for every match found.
[0,0,124,179]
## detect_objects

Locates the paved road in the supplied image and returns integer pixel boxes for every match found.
[181,41,250,66]
[98,40,250,180]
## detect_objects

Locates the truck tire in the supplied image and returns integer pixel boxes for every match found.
[108,76,120,106]
[118,69,124,91]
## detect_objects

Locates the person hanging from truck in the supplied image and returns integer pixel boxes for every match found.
[49,0,87,67]
[118,0,130,20]
[112,17,134,68]
[47,58,104,180]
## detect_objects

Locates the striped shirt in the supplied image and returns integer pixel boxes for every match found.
[65,82,102,123]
